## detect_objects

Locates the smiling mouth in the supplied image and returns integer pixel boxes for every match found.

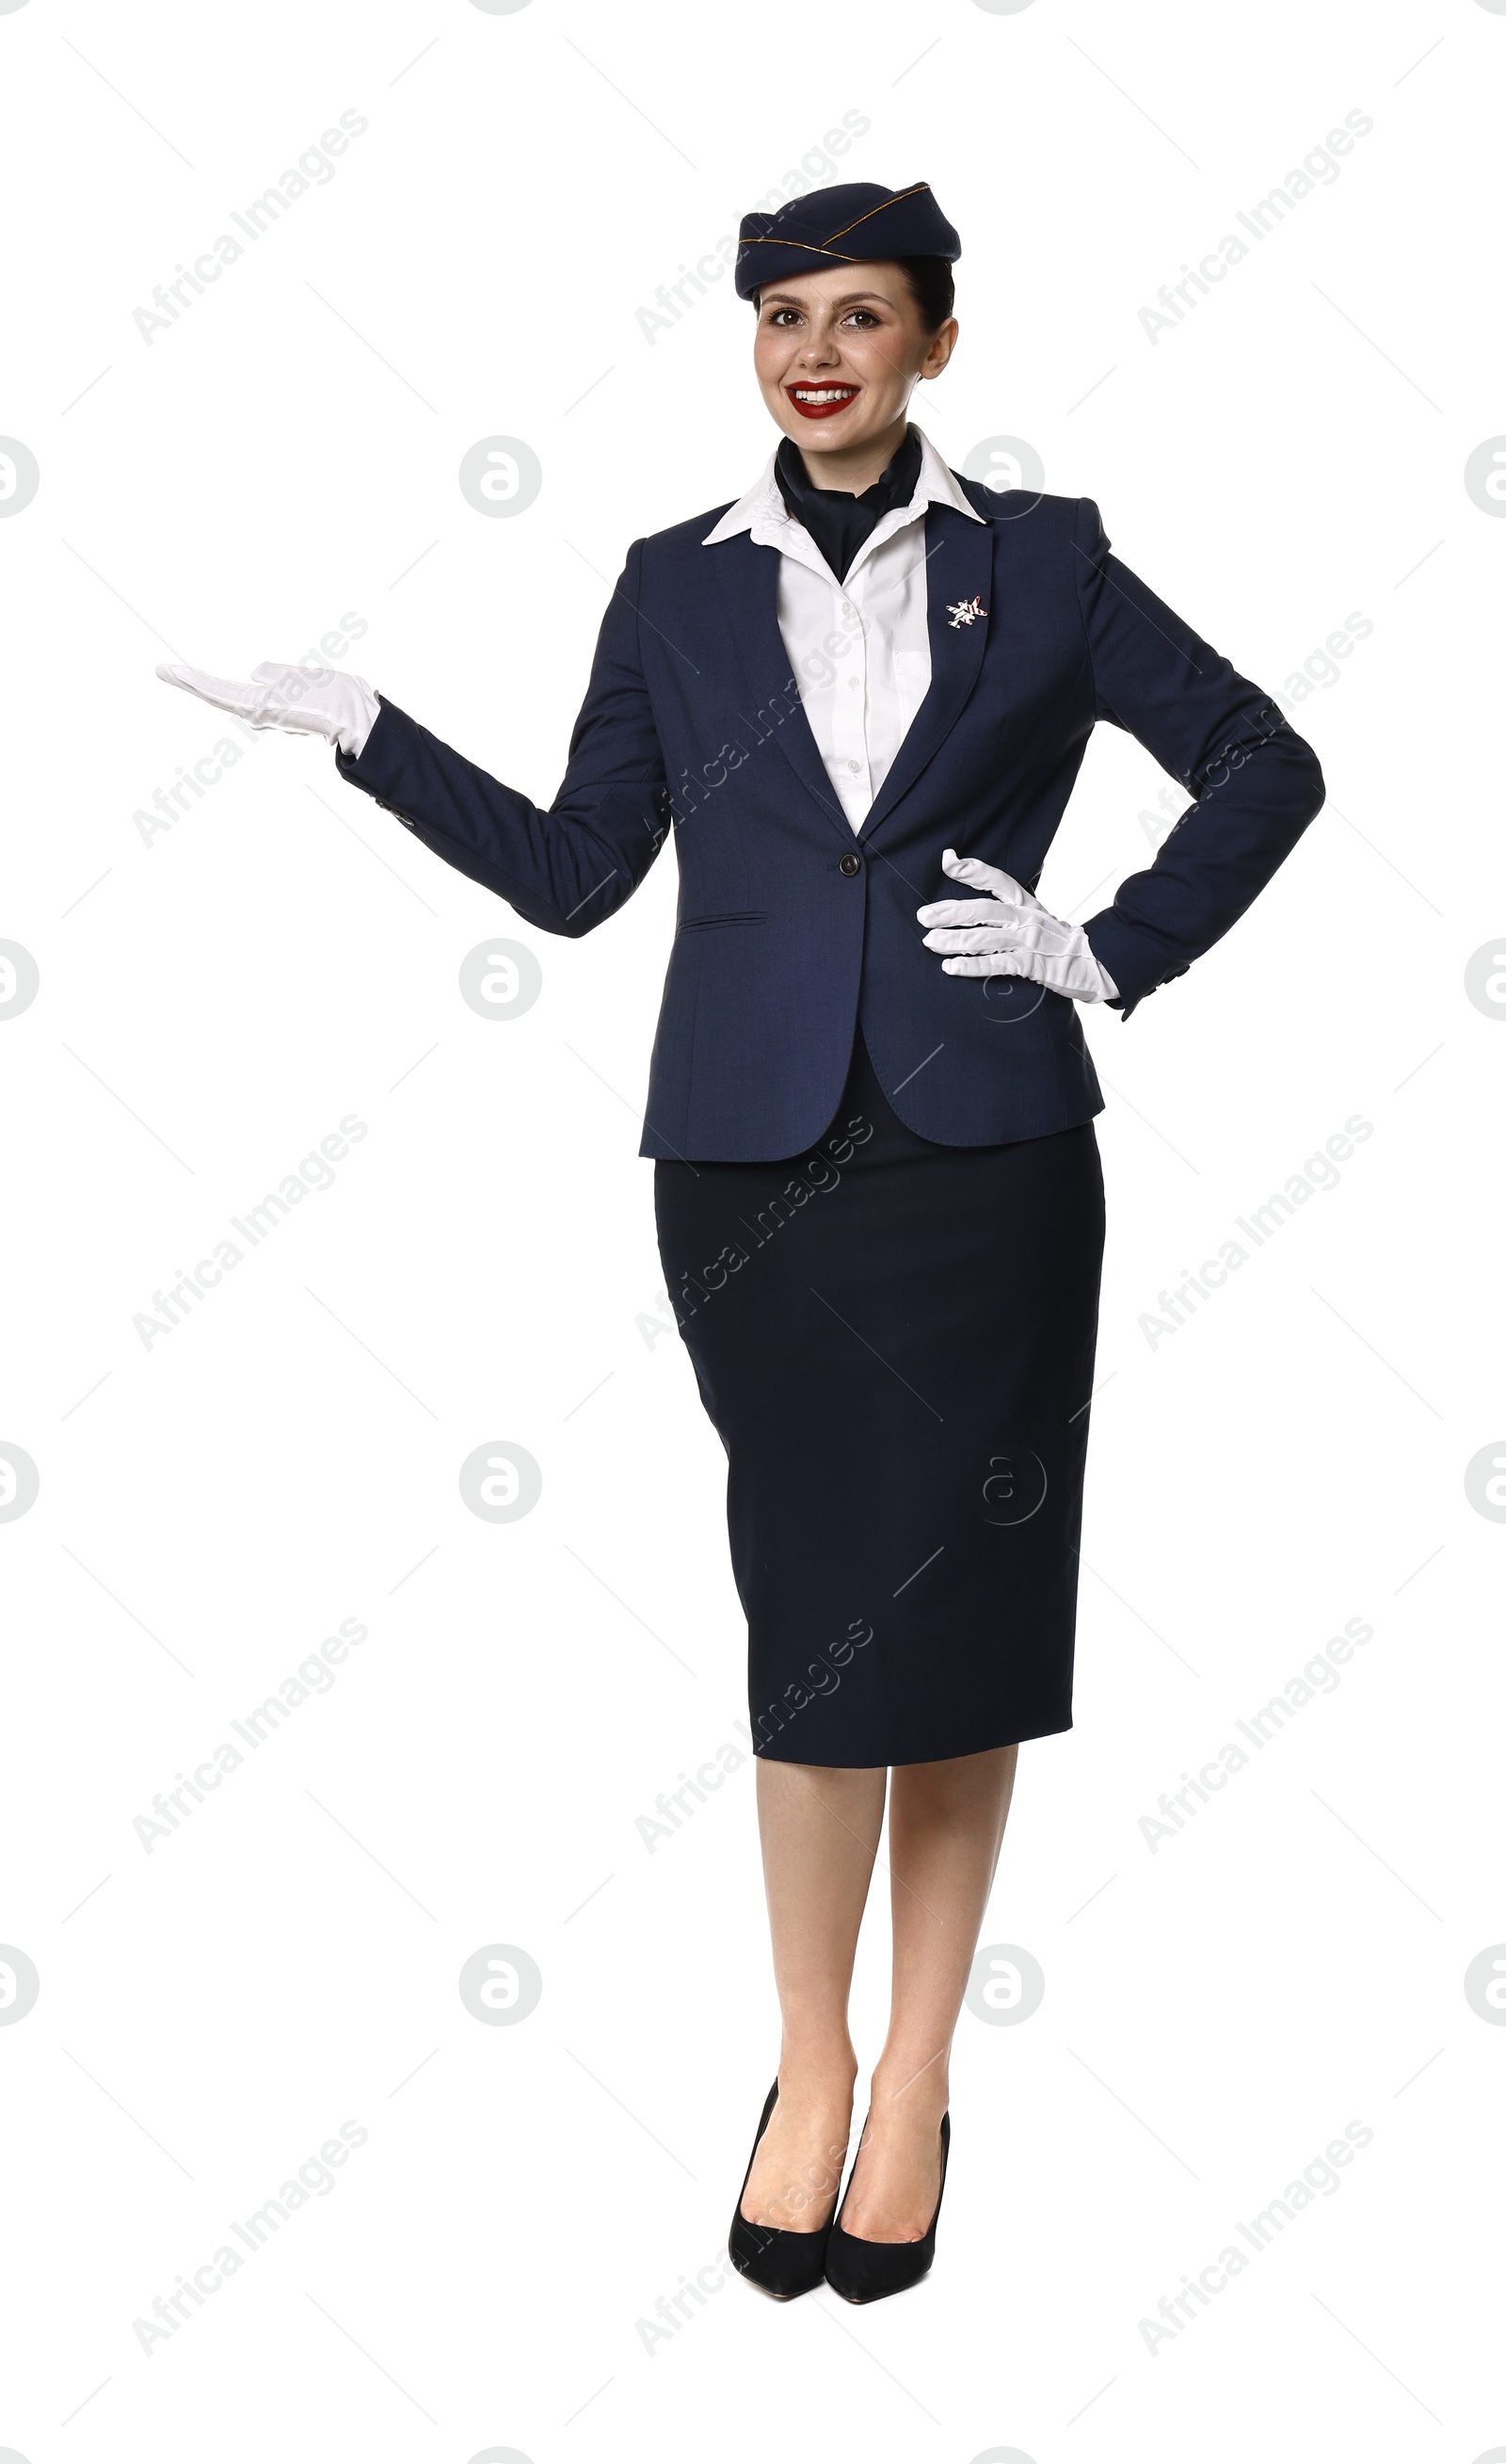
[786,383,860,420]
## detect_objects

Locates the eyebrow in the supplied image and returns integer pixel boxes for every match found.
[760,288,896,310]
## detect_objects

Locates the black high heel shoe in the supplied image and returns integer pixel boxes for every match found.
[728,2080,841,2300]
[825,2108,951,2304]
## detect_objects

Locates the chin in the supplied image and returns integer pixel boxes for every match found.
[782,413,888,451]
[818,423,887,456]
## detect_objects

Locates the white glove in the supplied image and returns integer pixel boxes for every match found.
[155,660,381,759]
[917,847,1119,1004]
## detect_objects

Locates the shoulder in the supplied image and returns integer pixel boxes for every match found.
[640,503,743,559]
[949,473,1097,540]
[627,503,750,600]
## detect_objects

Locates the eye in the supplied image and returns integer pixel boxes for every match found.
[842,310,881,329]
[768,308,802,327]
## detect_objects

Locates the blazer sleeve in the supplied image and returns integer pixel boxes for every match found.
[1072,497,1325,1018]
[332,540,671,938]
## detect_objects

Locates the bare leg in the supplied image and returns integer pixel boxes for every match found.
[839,1743,1018,2240]
[741,1757,887,2230]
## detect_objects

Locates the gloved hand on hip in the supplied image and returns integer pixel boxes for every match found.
[917,847,1118,1004]
[156,660,381,759]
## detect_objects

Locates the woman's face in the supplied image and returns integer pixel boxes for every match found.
[752,260,956,461]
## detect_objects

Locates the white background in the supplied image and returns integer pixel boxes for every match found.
[1,1,1501,2457]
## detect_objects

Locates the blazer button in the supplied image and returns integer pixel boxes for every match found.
[839,851,861,877]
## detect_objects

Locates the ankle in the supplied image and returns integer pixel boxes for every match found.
[777,2041,858,2101]
[868,2058,950,2125]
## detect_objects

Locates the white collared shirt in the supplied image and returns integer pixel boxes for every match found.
[702,426,984,831]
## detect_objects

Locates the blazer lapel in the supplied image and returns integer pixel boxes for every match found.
[713,534,852,845]
[858,507,997,844]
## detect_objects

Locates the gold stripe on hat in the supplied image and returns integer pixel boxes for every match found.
[739,182,937,260]
[736,239,867,262]
[817,182,933,248]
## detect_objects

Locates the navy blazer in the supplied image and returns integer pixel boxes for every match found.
[335,479,1324,1159]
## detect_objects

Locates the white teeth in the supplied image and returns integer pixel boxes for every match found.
[793,387,856,404]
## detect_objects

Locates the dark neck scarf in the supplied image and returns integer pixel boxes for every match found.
[774,426,924,583]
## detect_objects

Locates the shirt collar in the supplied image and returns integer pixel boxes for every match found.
[701,425,984,550]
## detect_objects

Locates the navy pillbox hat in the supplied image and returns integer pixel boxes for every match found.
[734,180,960,300]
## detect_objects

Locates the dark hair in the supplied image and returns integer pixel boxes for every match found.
[896,256,955,333]
[751,255,956,331]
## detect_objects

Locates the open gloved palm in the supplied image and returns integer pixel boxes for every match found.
[156,660,381,758]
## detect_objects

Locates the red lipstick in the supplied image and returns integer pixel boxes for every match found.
[785,383,861,421]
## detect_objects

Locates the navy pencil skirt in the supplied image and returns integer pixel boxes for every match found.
[653,1027,1107,1766]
